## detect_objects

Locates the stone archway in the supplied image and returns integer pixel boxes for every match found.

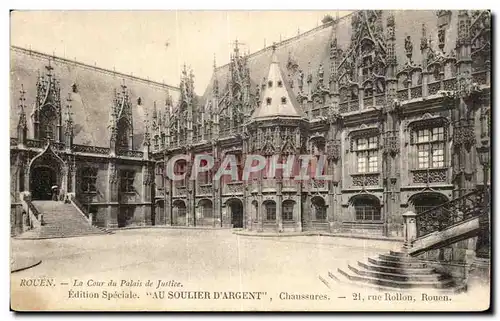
[172,200,187,226]
[28,143,67,201]
[409,192,448,215]
[226,198,243,228]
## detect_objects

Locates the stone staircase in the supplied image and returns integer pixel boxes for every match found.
[321,250,465,292]
[17,201,111,239]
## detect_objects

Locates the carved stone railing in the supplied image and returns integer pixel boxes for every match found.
[472,71,488,86]
[349,100,359,112]
[339,102,348,113]
[410,85,423,99]
[427,81,441,96]
[443,78,456,92]
[197,184,213,196]
[73,144,110,155]
[351,173,380,187]
[397,89,408,101]
[363,97,373,108]
[155,188,166,198]
[117,148,144,158]
[53,142,65,150]
[173,184,187,196]
[10,138,18,146]
[25,139,44,149]
[375,95,386,106]
[415,189,484,238]
[411,168,448,184]
[68,192,92,225]
[310,179,326,189]
[224,181,243,195]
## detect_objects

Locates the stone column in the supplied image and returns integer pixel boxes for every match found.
[106,161,119,228]
[402,211,417,250]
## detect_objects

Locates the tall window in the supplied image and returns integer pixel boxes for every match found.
[198,159,212,185]
[312,197,327,221]
[265,202,276,221]
[120,170,135,193]
[416,127,445,168]
[355,136,378,173]
[354,197,381,222]
[175,160,187,187]
[80,167,98,193]
[282,201,294,221]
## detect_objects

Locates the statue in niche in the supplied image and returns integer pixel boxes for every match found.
[297,70,304,89]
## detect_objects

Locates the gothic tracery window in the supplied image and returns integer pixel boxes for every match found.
[355,136,378,173]
[414,126,445,169]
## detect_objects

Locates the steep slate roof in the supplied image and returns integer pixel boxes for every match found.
[201,10,459,108]
[251,48,305,120]
[10,46,180,149]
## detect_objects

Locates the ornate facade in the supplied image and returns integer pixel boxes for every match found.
[151,10,491,243]
[11,10,491,251]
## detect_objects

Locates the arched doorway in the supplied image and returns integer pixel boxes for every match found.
[282,200,295,222]
[197,199,213,226]
[350,194,382,222]
[410,192,448,215]
[28,143,67,201]
[263,200,277,222]
[227,198,243,228]
[311,196,327,221]
[30,166,57,200]
[172,200,187,226]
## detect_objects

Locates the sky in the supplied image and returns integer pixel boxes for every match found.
[10,10,351,94]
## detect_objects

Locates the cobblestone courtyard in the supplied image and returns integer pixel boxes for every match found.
[11,229,487,311]
[11,229,397,290]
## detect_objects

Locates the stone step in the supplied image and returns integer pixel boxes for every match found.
[347,264,447,282]
[337,268,456,290]
[389,250,411,257]
[379,254,422,262]
[27,201,109,239]
[368,257,427,269]
[357,261,435,275]
[321,268,467,294]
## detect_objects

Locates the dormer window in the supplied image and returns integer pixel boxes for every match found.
[268,81,273,88]
[277,80,283,87]
[281,97,287,104]
[72,83,78,93]
[137,97,142,105]
[266,98,272,105]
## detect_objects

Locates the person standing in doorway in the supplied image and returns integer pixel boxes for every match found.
[51,185,59,201]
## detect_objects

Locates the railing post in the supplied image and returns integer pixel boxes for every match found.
[402,211,417,250]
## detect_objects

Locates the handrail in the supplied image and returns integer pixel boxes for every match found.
[19,192,43,229]
[68,193,92,225]
[415,189,486,238]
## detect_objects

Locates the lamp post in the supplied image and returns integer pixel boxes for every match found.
[475,138,490,259]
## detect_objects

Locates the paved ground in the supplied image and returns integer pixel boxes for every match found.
[10,229,488,311]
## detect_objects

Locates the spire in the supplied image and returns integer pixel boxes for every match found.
[64,93,74,137]
[251,47,305,121]
[17,84,27,130]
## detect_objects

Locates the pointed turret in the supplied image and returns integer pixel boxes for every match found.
[17,84,28,144]
[251,44,305,121]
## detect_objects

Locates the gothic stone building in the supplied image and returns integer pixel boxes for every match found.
[11,10,490,256]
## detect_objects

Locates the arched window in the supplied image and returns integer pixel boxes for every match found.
[281,97,287,104]
[264,200,276,221]
[266,98,272,105]
[412,193,447,215]
[282,200,294,221]
[199,199,213,218]
[277,80,283,87]
[353,196,381,222]
[268,81,273,88]
[312,196,327,221]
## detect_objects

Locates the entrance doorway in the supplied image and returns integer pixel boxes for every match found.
[227,199,243,228]
[30,166,57,200]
